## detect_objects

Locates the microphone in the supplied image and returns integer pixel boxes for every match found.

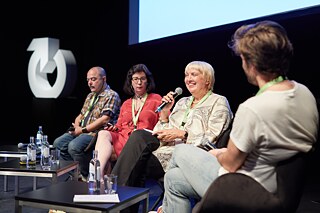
[18,143,28,149]
[20,155,28,162]
[197,138,217,151]
[155,87,183,113]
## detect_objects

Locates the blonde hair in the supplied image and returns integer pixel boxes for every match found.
[185,61,215,91]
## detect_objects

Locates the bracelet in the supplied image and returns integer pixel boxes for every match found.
[184,131,188,139]
[160,119,169,124]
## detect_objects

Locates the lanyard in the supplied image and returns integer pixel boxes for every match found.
[181,90,212,127]
[256,76,284,96]
[132,93,148,130]
[81,93,99,126]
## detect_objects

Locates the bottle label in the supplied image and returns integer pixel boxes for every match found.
[36,133,42,139]
[43,147,50,157]
[28,149,36,161]
[31,149,36,161]
[96,166,101,180]
[88,163,94,181]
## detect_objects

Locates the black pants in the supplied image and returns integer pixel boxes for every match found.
[112,130,165,213]
[112,129,165,186]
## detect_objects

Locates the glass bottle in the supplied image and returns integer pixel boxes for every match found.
[36,125,44,148]
[40,135,51,170]
[88,150,101,191]
[27,136,37,169]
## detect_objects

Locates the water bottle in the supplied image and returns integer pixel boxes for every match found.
[88,150,101,191]
[27,136,37,169]
[36,126,44,148]
[40,135,51,170]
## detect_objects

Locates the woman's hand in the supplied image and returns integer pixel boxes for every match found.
[154,129,185,142]
[160,91,176,112]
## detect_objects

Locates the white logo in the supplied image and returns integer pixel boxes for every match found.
[27,37,77,98]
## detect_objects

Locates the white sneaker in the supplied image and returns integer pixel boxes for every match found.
[48,210,66,213]
[149,206,162,213]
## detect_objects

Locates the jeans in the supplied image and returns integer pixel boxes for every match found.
[162,144,221,213]
[53,133,93,177]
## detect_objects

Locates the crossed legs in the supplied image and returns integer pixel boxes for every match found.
[95,130,113,181]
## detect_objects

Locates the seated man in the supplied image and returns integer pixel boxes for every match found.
[53,66,121,180]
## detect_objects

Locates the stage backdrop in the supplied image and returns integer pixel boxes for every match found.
[1,2,319,146]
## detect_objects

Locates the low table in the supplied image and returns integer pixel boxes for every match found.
[0,145,27,191]
[15,181,149,213]
[0,158,78,195]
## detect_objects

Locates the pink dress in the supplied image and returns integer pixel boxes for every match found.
[110,93,162,156]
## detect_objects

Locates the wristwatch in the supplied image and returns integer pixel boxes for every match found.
[82,127,89,133]
[184,131,188,139]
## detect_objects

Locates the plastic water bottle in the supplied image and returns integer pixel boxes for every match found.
[88,150,101,191]
[40,135,51,170]
[27,136,37,169]
[36,126,44,148]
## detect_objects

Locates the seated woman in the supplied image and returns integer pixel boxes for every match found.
[94,64,162,180]
[111,61,233,212]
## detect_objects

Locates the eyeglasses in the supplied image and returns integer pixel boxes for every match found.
[132,77,147,83]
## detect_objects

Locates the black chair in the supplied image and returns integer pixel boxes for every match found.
[192,152,310,213]
[192,100,320,213]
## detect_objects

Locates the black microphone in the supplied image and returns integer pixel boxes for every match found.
[197,138,217,151]
[155,87,183,113]
[18,143,28,149]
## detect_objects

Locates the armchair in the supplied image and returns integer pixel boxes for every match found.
[192,152,309,213]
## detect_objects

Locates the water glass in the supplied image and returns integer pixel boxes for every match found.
[40,147,51,170]
[51,149,60,164]
[104,174,117,194]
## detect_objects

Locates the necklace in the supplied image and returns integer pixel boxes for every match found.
[135,95,144,99]
[181,90,212,127]
[256,76,285,96]
[132,93,148,130]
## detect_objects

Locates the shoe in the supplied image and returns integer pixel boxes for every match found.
[48,210,66,213]
[78,174,88,182]
[149,206,162,213]
[65,174,73,181]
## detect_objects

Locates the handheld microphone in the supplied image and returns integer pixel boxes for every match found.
[18,143,28,149]
[155,87,183,113]
[197,138,217,151]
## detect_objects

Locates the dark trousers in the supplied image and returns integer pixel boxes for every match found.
[111,130,165,213]
[112,129,165,186]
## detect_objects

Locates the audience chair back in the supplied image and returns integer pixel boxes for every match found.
[192,152,309,213]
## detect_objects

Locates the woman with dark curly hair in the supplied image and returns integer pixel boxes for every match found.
[94,63,162,180]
